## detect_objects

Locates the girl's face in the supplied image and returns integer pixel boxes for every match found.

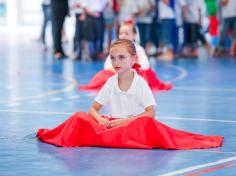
[118,25,136,41]
[110,46,136,74]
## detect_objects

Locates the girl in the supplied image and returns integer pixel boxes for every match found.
[37,39,223,149]
[79,22,172,91]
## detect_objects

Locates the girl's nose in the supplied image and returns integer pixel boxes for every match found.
[112,58,118,65]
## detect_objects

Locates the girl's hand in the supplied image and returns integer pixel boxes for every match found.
[92,12,100,18]
[109,119,129,128]
[97,117,110,128]
[79,14,86,21]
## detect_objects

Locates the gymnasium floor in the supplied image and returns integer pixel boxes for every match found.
[0,37,236,176]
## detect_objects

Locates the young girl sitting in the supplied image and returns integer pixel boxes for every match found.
[37,39,223,149]
[79,22,172,91]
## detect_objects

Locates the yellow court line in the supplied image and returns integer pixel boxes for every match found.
[0,76,78,104]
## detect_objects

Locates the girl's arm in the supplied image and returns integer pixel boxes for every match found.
[89,101,110,127]
[133,105,155,118]
[109,105,155,128]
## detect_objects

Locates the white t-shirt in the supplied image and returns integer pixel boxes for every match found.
[136,0,155,24]
[118,0,139,24]
[42,0,50,5]
[104,43,150,70]
[69,0,84,14]
[221,0,236,18]
[183,0,206,23]
[158,1,175,20]
[82,0,107,12]
[104,0,115,19]
[95,70,156,118]
[175,0,186,26]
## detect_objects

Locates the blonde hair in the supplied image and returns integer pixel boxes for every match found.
[110,39,137,56]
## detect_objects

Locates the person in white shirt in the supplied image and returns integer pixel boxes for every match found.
[158,0,176,60]
[40,0,51,50]
[182,0,209,57]
[216,0,236,57]
[51,0,69,59]
[82,0,108,60]
[37,39,223,149]
[79,22,172,91]
[70,0,84,60]
[135,0,155,49]
[91,39,156,124]
[103,0,116,54]
[116,0,139,25]
[104,22,150,70]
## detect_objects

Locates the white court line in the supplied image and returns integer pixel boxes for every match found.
[6,103,21,107]
[30,100,41,104]
[68,95,81,100]
[1,109,236,155]
[50,98,62,102]
[0,76,77,104]
[160,156,236,176]
[0,109,236,124]
[164,64,236,92]
[158,116,236,123]
[86,92,97,97]
[190,150,236,155]
[0,109,72,115]
[165,64,188,82]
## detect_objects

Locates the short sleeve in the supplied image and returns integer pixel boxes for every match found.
[140,78,156,108]
[94,77,111,106]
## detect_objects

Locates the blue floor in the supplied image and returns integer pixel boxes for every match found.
[1,41,236,176]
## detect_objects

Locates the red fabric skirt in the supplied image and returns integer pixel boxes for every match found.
[37,112,223,149]
[79,69,173,91]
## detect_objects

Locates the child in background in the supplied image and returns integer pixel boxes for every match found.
[37,39,223,149]
[79,22,172,91]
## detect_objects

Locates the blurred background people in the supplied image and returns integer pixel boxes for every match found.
[51,0,69,59]
[40,0,51,51]
[135,0,155,55]
[70,0,84,60]
[158,0,175,59]
[82,0,107,61]
[215,0,236,57]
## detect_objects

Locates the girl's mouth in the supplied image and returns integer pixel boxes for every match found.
[114,66,121,70]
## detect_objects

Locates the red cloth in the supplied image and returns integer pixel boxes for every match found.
[79,68,173,91]
[112,0,120,13]
[138,68,173,91]
[37,112,223,149]
[209,16,218,36]
[79,70,115,91]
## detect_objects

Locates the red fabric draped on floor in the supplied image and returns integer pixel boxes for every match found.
[79,69,172,91]
[37,112,223,149]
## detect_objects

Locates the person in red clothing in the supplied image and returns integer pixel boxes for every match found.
[79,22,172,91]
[37,39,223,149]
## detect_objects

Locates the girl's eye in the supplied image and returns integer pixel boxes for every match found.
[110,56,115,60]
[118,55,125,60]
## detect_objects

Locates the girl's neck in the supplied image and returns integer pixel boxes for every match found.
[118,69,134,92]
